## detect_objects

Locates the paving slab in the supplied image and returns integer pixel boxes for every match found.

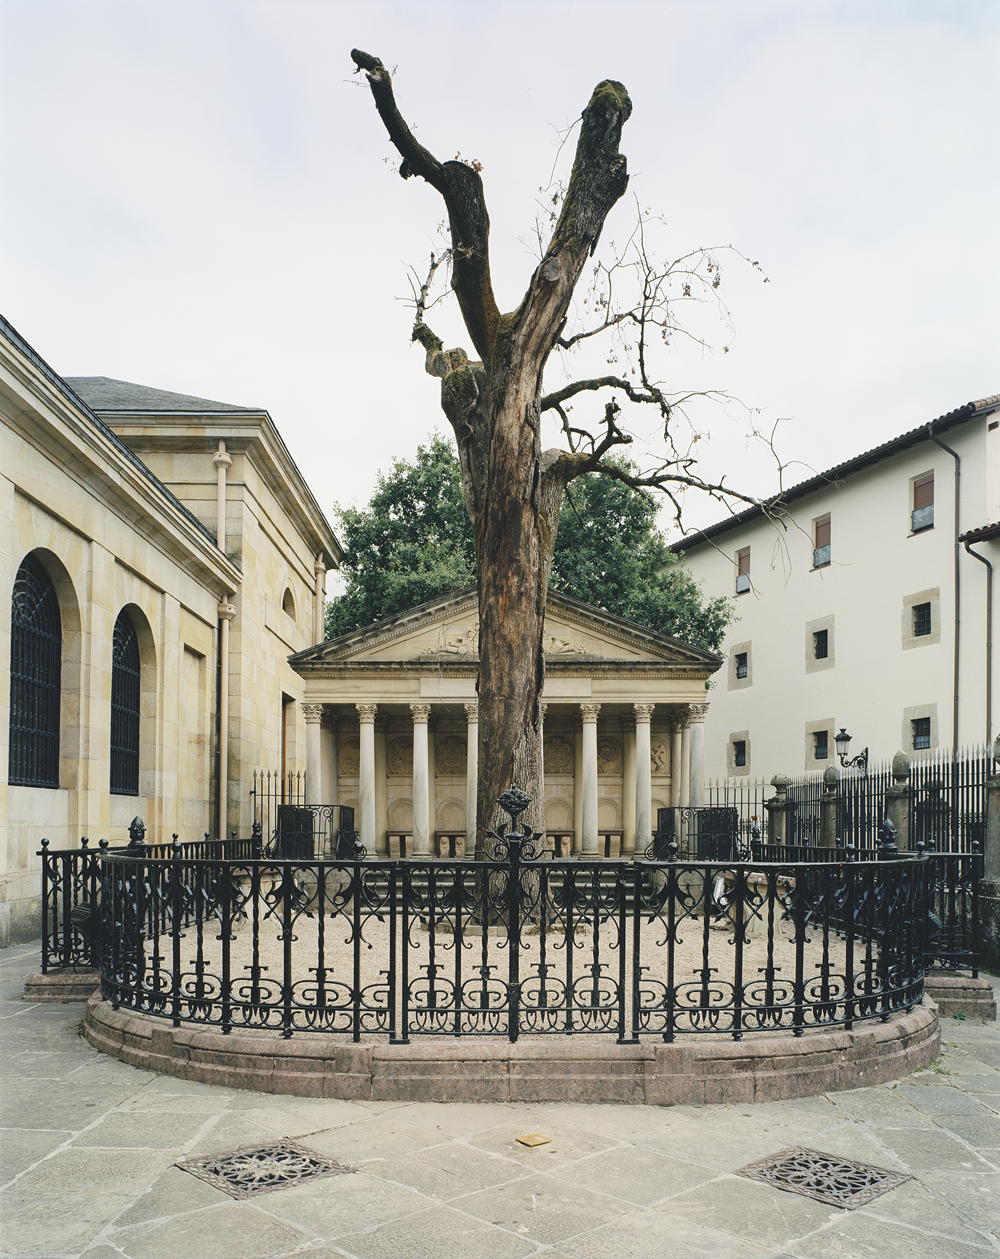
[335,1204,538,1259]
[455,1170,629,1244]
[2,943,999,1259]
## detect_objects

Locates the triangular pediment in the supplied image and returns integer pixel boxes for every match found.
[290,588,721,672]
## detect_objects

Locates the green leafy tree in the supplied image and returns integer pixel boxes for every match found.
[326,437,731,651]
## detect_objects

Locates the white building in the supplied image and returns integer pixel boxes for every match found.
[675,396,1000,781]
[1,316,340,945]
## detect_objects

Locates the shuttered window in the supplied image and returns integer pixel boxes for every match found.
[8,555,62,788]
[912,474,934,532]
[813,516,831,567]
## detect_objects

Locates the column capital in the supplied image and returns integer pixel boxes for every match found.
[688,702,710,723]
[463,702,479,721]
[538,701,548,720]
[410,703,432,723]
[302,703,324,725]
[356,703,378,724]
[633,703,655,723]
[579,703,602,724]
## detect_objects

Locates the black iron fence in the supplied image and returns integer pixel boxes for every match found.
[47,791,929,1044]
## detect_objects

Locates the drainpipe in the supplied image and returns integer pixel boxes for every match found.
[212,440,232,551]
[963,539,993,745]
[928,424,961,753]
[217,597,236,839]
[313,553,326,644]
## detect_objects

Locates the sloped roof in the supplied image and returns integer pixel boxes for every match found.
[1,316,218,546]
[673,393,1000,553]
[290,585,722,672]
[65,376,258,414]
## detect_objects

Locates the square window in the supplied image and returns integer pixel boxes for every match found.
[733,740,747,767]
[735,652,748,679]
[736,547,750,594]
[813,629,829,659]
[912,717,931,750]
[913,602,932,637]
[912,474,934,532]
[813,515,831,568]
[813,730,829,760]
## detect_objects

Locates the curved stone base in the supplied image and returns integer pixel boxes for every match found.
[83,994,940,1105]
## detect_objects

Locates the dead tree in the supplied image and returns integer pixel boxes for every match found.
[351,50,764,854]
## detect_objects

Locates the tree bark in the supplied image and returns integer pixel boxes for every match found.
[352,52,632,852]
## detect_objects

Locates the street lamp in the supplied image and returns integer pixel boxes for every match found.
[835,727,868,774]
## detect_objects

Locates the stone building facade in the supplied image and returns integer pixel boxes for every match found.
[290,588,721,856]
[1,317,340,945]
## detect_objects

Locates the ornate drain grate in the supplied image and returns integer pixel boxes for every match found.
[737,1146,911,1210]
[177,1139,354,1200]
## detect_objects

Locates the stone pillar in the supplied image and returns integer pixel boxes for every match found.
[410,704,432,856]
[670,713,684,808]
[621,714,637,857]
[820,764,839,850]
[634,704,654,859]
[321,711,338,810]
[885,750,912,850]
[374,716,389,856]
[464,702,479,855]
[303,704,324,807]
[356,704,377,854]
[688,703,709,808]
[680,714,692,808]
[580,704,601,856]
[573,717,584,855]
[987,765,1000,884]
[538,702,548,824]
[427,713,437,852]
[766,774,791,845]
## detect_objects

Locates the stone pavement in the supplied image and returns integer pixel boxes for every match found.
[2,943,999,1259]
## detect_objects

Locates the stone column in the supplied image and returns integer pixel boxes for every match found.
[410,704,432,856]
[680,714,692,808]
[766,774,791,845]
[538,702,548,821]
[356,704,377,854]
[632,710,654,856]
[464,702,479,855]
[573,717,584,855]
[321,711,338,810]
[820,764,840,850]
[885,750,912,850]
[374,716,389,856]
[427,713,437,853]
[303,704,324,807]
[688,703,709,808]
[621,714,637,857]
[580,704,601,856]
[670,713,684,808]
[634,704,654,859]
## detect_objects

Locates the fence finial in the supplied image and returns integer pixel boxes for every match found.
[127,817,146,851]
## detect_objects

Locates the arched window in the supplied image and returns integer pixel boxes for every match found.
[110,609,140,795]
[282,587,295,619]
[9,554,62,788]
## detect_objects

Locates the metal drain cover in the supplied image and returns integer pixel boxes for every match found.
[738,1146,911,1209]
[177,1138,354,1199]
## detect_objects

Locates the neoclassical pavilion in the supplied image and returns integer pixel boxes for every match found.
[289,589,721,857]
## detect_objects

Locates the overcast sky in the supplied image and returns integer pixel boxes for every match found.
[3,0,997,552]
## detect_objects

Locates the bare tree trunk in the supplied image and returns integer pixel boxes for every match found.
[352,51,633,853]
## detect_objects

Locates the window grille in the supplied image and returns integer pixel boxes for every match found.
[735,548,750,594]
[912,474,934,532]
[813,730,829,760]
[912,717,931,750]
[813,629,829,659]
[913,602,932,637]
[8,554,62,788]
[735,652,748,679]
[111,610,140,795]
[813,515,831,568]
[733,740,747,767]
